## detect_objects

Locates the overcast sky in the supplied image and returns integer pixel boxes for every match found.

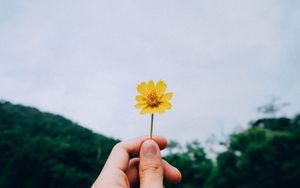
[1,0,300,143]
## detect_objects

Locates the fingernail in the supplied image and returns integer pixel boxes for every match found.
[142,140,158,158]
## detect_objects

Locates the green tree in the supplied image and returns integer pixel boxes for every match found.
[213,116,300,188]
[0,101,118,188]
[164,141,214,188]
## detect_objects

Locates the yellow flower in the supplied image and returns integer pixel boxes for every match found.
[135,80,173,114]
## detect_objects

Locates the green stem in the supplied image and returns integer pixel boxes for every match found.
[150,114,154,139]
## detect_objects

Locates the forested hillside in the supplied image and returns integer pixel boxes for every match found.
[1,101,300,188]
[0,101,118,187]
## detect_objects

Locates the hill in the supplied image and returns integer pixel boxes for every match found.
[1,100,300,188]
[0,101,118,187]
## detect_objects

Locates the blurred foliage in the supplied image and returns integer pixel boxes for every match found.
[164,141,214,188]
[0,101,118,187]
[164,115,300,188]
[212,116,300,188]
[1,101,300,187]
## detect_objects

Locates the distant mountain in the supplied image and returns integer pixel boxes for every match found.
[0,101,118,188]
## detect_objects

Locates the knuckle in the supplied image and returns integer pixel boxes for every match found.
[140,162,162,174]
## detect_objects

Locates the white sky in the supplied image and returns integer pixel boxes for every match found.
[1,0,300,143]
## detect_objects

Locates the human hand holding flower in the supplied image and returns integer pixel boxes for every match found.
[92,80,180,187]
[92,136,181,188]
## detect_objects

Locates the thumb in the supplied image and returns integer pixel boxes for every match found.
[139,140,164,188]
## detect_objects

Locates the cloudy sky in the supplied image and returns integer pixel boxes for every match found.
[1,0,299,143]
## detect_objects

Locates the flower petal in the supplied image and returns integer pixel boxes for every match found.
[156,106,166,114]
[156,80,166,96]
[147,80,155,92]
[137,82,148,96]
[140,107,151,114]
[155,80,167,96]
[149,107,156,114]
[135,95,147,103]
[159,102,172,110]
[161,92,173,101]
[135,103,148,109]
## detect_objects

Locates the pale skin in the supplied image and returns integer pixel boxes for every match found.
[92,136,182,188]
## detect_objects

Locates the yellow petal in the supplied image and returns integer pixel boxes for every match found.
[149,107,156,114]
[159,102,172,110]
[156,80,166,96]
[161,92,173,101]
[147,80,155,92]
[141,107,151,114]
[135,95,147,103]
[135,103,148,109]
[156,106,166,114]
[137,82,148,96]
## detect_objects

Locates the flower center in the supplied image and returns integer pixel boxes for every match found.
[147,92,160,107]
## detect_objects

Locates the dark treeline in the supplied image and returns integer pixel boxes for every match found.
[164,115,300,188]
[0,101,299,187]
[0,101,118,187]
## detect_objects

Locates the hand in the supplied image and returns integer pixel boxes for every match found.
[92,136,182,188]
